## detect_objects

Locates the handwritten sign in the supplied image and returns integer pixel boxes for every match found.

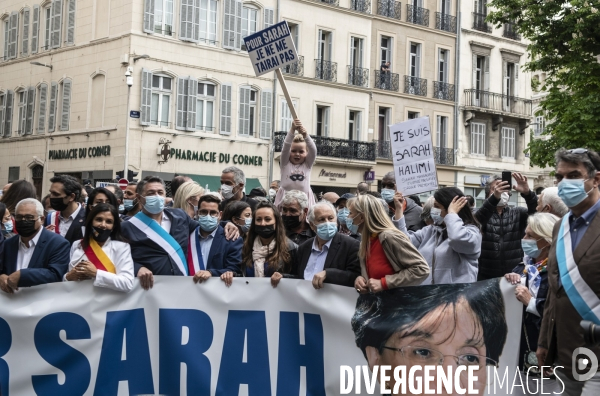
[244,21,298,77]
[389,116,438,195]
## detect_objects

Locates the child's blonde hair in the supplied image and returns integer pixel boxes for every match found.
[292,134,305,143]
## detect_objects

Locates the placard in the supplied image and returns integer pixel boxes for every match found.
[244,21,298,77]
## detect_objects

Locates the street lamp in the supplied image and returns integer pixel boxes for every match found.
[124,67,133,182]
[133,54,150,63]
[30,61,53,70]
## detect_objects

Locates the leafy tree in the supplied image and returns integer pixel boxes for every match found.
[487,0,600,168]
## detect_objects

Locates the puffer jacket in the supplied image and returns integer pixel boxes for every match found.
[475,191,538,280]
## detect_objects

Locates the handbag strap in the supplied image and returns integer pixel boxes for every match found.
[523,321,532,351]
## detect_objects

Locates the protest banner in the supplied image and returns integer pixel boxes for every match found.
[244,21,298,120]
[389,116,438,196]
[0,278,522,395]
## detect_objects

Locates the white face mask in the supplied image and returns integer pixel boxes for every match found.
[497,192,510,207]
[221,184,234,200]
[430,207,444,225]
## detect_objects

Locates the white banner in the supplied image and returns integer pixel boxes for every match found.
[244,21,298,77]
[0,278,522,395]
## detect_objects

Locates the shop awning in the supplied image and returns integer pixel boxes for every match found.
[188,174,262,193]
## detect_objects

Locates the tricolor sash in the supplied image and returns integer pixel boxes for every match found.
[186,227,205,275]
[84,239,116,274]
[128,212,188,276]
[46,211,61,234]
[556,214,600,323]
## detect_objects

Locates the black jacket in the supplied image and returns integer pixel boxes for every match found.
[475,191,538,280]
[294,233,361,287]
[219,193,258,211]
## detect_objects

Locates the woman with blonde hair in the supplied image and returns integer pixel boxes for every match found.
[172,181,205,219]
[347,194,429,293]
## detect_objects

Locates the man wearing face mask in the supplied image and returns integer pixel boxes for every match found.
[294,201,360,289]
[44,175,86,245]
[268,180,280,202]
[475,172,538,281]
[122,182,140,219]
[218,166,257,211]
[0,199,70,293]
[335,193,360,240]
[537,148,600,393]
[281,190,315,245]
[380,171,425,232]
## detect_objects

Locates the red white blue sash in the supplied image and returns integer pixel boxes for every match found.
[186,227,205,275]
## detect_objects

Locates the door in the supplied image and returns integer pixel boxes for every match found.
[31,164,44,199]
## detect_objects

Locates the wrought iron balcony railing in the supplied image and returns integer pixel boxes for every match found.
[315,59,337,82]
[472,12,491,33]
[404,75,427,96]
[375,71,400,91]
[503,22,521,40]
[350,0,371,13]
[377,0,401,19]
[464,89,532,117]
[320,0,339,6]
[348,66,369,87]
[433,81,455,101]
[274,132,376,161]
[435,12,456,33]
[407,4,429,27]
[283,55,304,77]
[375,140,455,165]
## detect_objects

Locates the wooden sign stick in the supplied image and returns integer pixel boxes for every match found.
[276,68,298,120]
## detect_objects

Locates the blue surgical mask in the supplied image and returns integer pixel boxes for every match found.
[123,199,135,211]
[316,221,337,241]
[381,188,395,203]
[522,239,543,259]
[557,179,592,208]
[118,204,125,213]
[2,221,13,234]
[143,195,165,214]
[240,216,252,233]
[345,215,360,234]
[430,207,444,225]
[337,208,349,223]
[198,215,219,232]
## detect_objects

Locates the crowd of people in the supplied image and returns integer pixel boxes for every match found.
[0,138,599,392]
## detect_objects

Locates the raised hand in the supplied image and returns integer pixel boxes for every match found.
[513,173,530,194]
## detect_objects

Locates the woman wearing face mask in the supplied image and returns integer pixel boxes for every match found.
[348,194,429,293]
[173,181,205,219]
[393,188,482,285]
[504,212,558,373]
[64,204,134,292]
[241,201,298,286]
[0,203,16,238]
[222,201,252,237]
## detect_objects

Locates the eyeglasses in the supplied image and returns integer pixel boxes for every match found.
[15,215,40,222]
[382,345,498,370]
[198,210,219,217]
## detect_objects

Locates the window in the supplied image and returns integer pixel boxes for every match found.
[316,105,330,137]
[8,167,20,183]
[503,62,518,111]
[288,23,299,50]
[317,30,332,61]
[348,110,361,141]
[471,122,485,155]
[473,54,489,106]
[438,49,448,83]
[21,8,30,57]
[199,0,217,43]
[501,127,515,158]
[407,111,420,119]
[436,115,448,148]
[59,79,71,131]
[238,87,257,136]
[151,75,172,126]
[44,7,51,50]
[378,107,390,141]
[37,83,48,133]
[196,82,215,131]
[155,0,174,35]
[350,37,363,68]
[409,42,421,78]
[440,0,450,14]
[17,91,27,134]
[280,99,297,131]
[475,56,484,90]
[241,7,257,40]
[380,36,392,66]
[474,0,487,15]
[534,116,545,136]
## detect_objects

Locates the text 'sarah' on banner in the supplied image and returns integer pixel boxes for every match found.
[244,21,298,77]
[389,116,438,196]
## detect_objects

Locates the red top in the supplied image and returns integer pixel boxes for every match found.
[366,235,395,290]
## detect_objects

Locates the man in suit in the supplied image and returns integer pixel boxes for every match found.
[295,201,360,289]
[537,148,600,394]
[44,174,85,245]
[191,194,243,285]
[0,198,70,293]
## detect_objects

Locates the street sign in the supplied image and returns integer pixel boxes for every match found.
[130,111,140,118]
[118,178,129,191]
[244,21,298,77]
[364,170,375,182]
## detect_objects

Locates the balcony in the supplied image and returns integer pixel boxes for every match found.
[404,76,427,96]
[274,132,376,162]
[283,55,304,77]
[436,12,456,33]
[374,70,400,91]
[375,140,455,165]
[320,0,340,5]
[503,22,521,40]
[377,0,401,19]
[350,0,371,13]
[464,89,532,117]
[348,66,369,87]
[407,4,429,27]
[433,81,455,101]
[315,59,337,82]
[472,13,491,33]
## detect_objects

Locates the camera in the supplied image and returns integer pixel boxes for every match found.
[581,320,600,346]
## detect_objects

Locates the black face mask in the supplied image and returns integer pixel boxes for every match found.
[254,225,276,239]
[16,220,39,238]
[282,215,301,230]
[91,227,112,243]
[50,197,69,211]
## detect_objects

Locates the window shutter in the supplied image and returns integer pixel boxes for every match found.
[356,112,362,140]
[8,12,19,59]
[324,107,330,137]
[50,0,63,49]
[186,77,197,131]
[3,91,13,137]
[144,0,155,34]
[436,115,441,147]
[3,22,8,61]
[31,5,40,54]
[25,86,35,135]
[19,90,29,134]
[260,89,272,139]
[0,94,4,137]
[472,54,477,89]
[317,29,323,59]
[238,87,251,136]
[415,44,421,78]
[48,82,57,132]
[514,64,519,98]
[234,0,242,50]
[192,0,201,42]
[22,8,30,57]
[222,0,235,49]
[176,77,187,130]
[37,83,47,133]
[66,0,76,45]
[264,8,274,28]
[220,83,232,134]
[179,0,193,42]
[140,68,152,126]
[327,32,332,61]
[60,79,72,131]
[484,56,490,91]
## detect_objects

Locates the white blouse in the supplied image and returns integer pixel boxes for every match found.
[65,238,134,292]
